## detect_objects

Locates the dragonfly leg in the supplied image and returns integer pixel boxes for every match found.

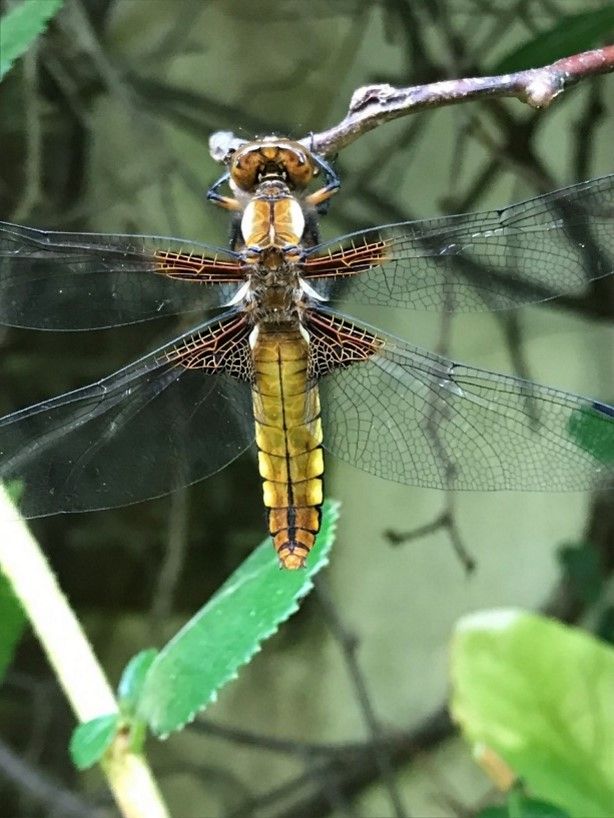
[206,171,241,211]
[305,152,340,214]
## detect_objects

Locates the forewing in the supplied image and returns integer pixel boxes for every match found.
[311,309,614,491]
[0,221,245,329]
[0,311,255,517]
[303,174,614,311]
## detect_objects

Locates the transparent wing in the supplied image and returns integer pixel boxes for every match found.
[0,221,245,330]
[0,311,255,517]
[312,310,614,491]
[303,174,614,311]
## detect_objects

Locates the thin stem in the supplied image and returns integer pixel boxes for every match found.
[316,579,409,818]
[0,488,169,818]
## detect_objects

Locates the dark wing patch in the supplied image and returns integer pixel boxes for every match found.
[161,311,254,381]
[306,309,383,378]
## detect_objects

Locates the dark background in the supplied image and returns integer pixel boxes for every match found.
[0,1,613,816]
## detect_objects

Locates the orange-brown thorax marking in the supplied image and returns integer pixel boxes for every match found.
[241,189,305,251]
[252,325,324,570]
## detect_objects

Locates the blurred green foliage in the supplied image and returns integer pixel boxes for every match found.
[0,0,64,79]
[451,610,614,817]
[491,6,614,73]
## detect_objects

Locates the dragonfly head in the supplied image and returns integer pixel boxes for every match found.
[228,137,319,192]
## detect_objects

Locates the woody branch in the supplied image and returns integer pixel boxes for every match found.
[209,45,614,161]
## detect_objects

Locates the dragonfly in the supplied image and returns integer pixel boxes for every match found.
[1,137,613,568]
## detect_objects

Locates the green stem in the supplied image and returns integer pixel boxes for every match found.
[0,488,170,818]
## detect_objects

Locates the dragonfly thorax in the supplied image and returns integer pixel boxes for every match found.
[237,179,309,325]
[240,186,306,252]
[245,249,304,323]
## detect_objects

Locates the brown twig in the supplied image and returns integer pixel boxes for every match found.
[384,502,475,576]
[210,46,614,160]
[310,46,614,156]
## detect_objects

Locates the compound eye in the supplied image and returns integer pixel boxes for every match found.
[285,152,314,187]
[230,152,261,190]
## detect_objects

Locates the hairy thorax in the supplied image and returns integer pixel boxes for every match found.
[239,181,311,325]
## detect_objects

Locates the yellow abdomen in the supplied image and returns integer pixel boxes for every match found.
[252,325,324,569]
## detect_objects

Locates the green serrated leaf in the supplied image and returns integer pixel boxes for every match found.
[568,403,614,465]
[69,713,119,771]
[117,648,158,716]
[0,573,26,681]
[137,499,339,736]
[0,0,65,80]
[491,7,614,74]
[451,610,614,817]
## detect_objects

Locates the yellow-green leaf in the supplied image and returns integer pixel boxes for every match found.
[451,610,614,817]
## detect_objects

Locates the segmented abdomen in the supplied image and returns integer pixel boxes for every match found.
[252,326,323,569]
